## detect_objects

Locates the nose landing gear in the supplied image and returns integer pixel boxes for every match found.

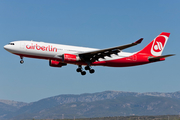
[20,56,24,64]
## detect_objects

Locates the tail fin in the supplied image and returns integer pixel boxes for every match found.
[138,32,170,56]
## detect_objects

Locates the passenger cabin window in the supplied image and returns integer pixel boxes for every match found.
[8,43,15,45]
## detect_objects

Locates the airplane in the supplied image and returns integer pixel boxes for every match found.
[4,32,174,75]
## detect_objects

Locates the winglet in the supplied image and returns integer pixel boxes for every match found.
[134,38,143,44]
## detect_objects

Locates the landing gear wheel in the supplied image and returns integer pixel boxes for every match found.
[20,60,24,64]
[89,69,95,74]
[85,66,90,70]
[20,56,24,64]
[81,71,86,75]
[76,68,82,72]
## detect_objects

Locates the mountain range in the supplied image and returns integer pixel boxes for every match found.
[1,91,180,120]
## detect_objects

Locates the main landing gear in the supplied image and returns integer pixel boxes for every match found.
[20,56,24,64]
[76,65,95,75]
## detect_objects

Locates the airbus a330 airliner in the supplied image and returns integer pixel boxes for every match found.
[4,32,174,75]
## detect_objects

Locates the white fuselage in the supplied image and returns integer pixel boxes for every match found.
[4,41,134,64]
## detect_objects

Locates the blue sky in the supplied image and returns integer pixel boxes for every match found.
[0,0,179,103]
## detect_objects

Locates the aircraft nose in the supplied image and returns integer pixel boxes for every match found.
[4,45,11,51]
[4,45,8,50]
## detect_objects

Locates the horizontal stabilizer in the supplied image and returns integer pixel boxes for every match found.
[149,54,175,62]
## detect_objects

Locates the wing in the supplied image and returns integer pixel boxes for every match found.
[78,38,143,62]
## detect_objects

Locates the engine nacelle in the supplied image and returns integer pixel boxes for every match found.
[62,54,80,63]
[49,60,67,67]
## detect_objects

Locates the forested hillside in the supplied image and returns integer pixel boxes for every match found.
[1,91,180,120]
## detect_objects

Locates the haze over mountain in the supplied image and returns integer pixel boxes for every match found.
[1,91,180,120]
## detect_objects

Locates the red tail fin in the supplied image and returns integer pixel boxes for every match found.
[138,32,170,56]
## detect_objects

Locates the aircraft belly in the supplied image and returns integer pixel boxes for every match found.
[92,56,150,67]
[12,48,58,59]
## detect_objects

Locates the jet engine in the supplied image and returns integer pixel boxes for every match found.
[49,60,67,67]
[62,54,80,63]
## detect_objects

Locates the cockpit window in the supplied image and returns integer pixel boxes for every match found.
[8,43,15,45]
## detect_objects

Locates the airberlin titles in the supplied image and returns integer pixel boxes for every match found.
[26,43,57,52]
